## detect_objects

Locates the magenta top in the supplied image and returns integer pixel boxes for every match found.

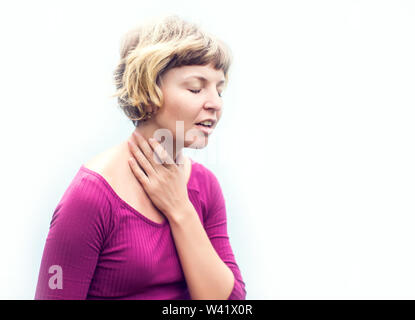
[35,158,246,300]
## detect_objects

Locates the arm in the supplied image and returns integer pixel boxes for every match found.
[34,175,110,299]
[167,173,246,300]
[203,176,247,300]
[168,202,236,300]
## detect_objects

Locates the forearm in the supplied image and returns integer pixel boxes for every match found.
[167,201,235,300]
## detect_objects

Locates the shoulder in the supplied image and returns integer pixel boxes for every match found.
[48,165,116,242]
[58,165,114,216]
[83,142,147,205]
[83,141,134,191]
[46,166,116,254]
[78,143,124,198]
[83,144,121,181]
[55,145,126,221]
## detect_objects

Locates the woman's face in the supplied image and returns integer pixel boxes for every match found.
[154,63,225,149]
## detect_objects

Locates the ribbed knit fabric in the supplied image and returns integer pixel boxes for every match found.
[35,158,246,300]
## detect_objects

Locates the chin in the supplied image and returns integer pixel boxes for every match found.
[184,136,209,149]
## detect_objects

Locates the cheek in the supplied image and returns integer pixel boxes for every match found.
[160,91,200,128]
[165,96,187,119]
[157,99,180,125]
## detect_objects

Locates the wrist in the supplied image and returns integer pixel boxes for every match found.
[166,200,194,225]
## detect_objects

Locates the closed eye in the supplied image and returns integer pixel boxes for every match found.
[188,89,222,97]
[189,89,201,94]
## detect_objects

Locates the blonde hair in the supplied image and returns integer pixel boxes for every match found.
[112,14,233,127]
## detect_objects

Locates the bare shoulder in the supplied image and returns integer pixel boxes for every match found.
[83,143,129,186]
[84,139,151,192]
[84,150,113,172]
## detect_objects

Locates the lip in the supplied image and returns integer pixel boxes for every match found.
[195,123,214,135]
[196,119,217,126]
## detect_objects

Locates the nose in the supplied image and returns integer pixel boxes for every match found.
[203,88,223,113]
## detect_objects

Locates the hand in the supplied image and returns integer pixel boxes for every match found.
[127,131,190,221]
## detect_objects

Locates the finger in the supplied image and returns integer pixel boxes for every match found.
[175,152,185,167]
[148,137,176,166]
[132,131,161,171]
[127,138,156,177]
[128,157,150,185]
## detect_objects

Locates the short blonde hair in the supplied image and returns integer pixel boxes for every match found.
[112,14,233,126]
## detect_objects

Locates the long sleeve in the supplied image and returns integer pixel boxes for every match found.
[35,175,112,300]
[203,172,247,300]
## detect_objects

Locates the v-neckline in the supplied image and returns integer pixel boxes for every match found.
[80,156,195,227]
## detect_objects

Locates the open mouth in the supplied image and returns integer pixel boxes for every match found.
[195,122,214,135]
[195,119,216,128]
[195,122,213,128]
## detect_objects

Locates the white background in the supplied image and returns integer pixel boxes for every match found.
[0,0,414,299]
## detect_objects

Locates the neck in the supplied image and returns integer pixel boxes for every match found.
[130,122,184,164]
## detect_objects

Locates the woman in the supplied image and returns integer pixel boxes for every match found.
[35,14,246,300]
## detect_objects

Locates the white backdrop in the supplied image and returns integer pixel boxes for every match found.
[0,0,414,299]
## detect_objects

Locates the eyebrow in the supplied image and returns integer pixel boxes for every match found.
[183,75,225,85]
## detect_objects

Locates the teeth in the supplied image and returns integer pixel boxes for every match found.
[199,121,213,126]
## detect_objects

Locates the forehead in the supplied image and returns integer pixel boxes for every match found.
[162,64,225,83]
